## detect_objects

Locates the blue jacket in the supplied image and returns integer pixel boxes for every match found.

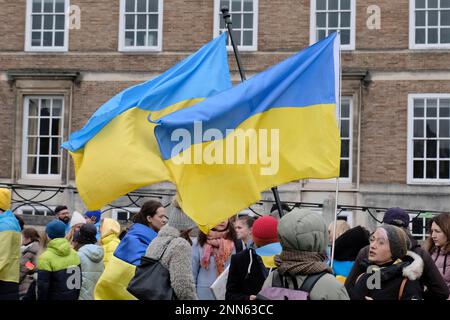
[78,244,104,300]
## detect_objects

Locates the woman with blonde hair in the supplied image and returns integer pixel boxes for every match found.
[66,211,87,247]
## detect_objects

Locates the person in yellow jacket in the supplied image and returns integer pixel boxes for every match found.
[100,218,121,268]
[0,188,22,300]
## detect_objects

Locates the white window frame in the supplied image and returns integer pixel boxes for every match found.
[25,0,70,52]
[21,96,65,181]
[111,207,140,222]
[213,0,259,51]
[118,0,163,52]
[310,0,356,50]
[16,205,55,216]
[409,0,450,49]
[408,213,432,241]
[407,93,450,184]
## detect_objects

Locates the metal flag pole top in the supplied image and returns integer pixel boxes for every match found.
[220,6,285,219]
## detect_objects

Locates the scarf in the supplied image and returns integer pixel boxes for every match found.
[200,229,234,276]
[275,249,332,276]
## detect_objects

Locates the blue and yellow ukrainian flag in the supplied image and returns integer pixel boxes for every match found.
[154,33,341,233]
[62,33,231,210]
[94,223,157,300]
[0,210,21,284]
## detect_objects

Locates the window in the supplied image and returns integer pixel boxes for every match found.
[22,96,64,179]
[408,94,450,184]
[339,98,353,179]
[25,0,69,52]
[409,213,433,241]
[16,206,54,216]
[119,0,163,51]
[111,207,140,222]
[214,0,258,51]
[310,0,356,50]
[410,0,450,49]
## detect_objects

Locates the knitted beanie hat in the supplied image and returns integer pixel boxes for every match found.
[252,215,278,247]
[379,224,410,260]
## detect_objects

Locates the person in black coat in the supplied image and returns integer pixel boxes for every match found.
[226,216,281,300]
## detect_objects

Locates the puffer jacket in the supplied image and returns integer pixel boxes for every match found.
[78,244,104,300]
[19,241,40,296]
[262,208,349,300]
[431,248,450,292]
[100,218,121,268]
[145,225,197,300]
[352,251,424,300]
[37,238,81,300]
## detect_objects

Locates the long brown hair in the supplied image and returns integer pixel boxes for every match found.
[132,200,163,226]
[197,219,237,247]
[22,227,41,244]
[426,213,450,255]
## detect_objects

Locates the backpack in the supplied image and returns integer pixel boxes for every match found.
[256,271,327,300]
[127,244,177,300]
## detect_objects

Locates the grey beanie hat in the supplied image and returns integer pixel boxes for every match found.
[168,205,197,232]
[379,224,409,260]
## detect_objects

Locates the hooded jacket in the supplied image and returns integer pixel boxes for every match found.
[262,209,349,300]
[37,237,81,300]
[78,244,104,300]
[100,218,121,268]
[19,241,40,296]
[352,251,424,300]
[430,248,450,291]
[145,225,197,300]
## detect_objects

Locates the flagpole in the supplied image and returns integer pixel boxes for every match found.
[220,6,285,218]
[330,31,342,270]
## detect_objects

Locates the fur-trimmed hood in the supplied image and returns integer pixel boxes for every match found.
[402,251,424,280]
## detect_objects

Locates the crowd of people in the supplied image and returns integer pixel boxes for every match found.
[0,187,449,300]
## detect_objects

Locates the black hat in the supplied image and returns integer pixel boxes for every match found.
[77,224,97,245]
[334,226,370,261]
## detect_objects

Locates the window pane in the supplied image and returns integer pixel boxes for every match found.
[28,137,38,155]
[28,157,37,174]
[442,11,450,26]
[416,11,426,26]
[38,157,49,174]
[414,119,424,137]
[51,119,60,135]
[415,0,426,8]
[317,0,327,10]
[426,120,437,138]
[54,31,64,46]
[33,0,42,13]
[414,140,424,158]
[232,29,241,45]
[148,0,158,12]
[414,160,424,178]
[52,99,62,116]
[40,137,50,155]
[426,160,437,178]
[416,28,426,44]
[341,102,350,117]
[32,32,41,46]
[340,159,349,178]
[427,99,437,116]
[328,12,339,28]
[32,15,42,29]
[440,140,450,157]
[341,119,349,137]
[414,99,425,117]
[232,0,241,11]
[50,157,60,174]
[243,13,253,28]
[427,140,437,157]
[55,15,64,29]
[232,13,242,28]
[43,0,53,12]
[243,0,253,11]
[441,28,450,43]
[51,138,60,155]
[341,12,350,27]
[428,11,439,26]
[125,31,134,46]
[40,99,51,116]
[328,0,339,10]
[443,0,450,7]
[147,31,157,46]
[439,161,450,178]
[125,15,135,29]
[243,30,252,45]
[137,14,146,29]
[318,29,327,40]
[40,118,50,135]
[439,119,450,137]
[43,32,52,46]
[341,0,351,10]
[29,99,39,116]
[317,13,326,27]
[341,29,350,45]
[136,31,145,46]
[428,28,438,43]
[44,15,53,29]
[429,0,438,8]
[341,139,349,157]
[137,0,146,12]
[28,118,38,135]
[441,99,450,117]
[126,0,135,12]
[55,0,65,13]
[148,14,158,29]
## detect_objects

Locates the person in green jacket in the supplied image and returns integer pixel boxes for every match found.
[37,220,81,300]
